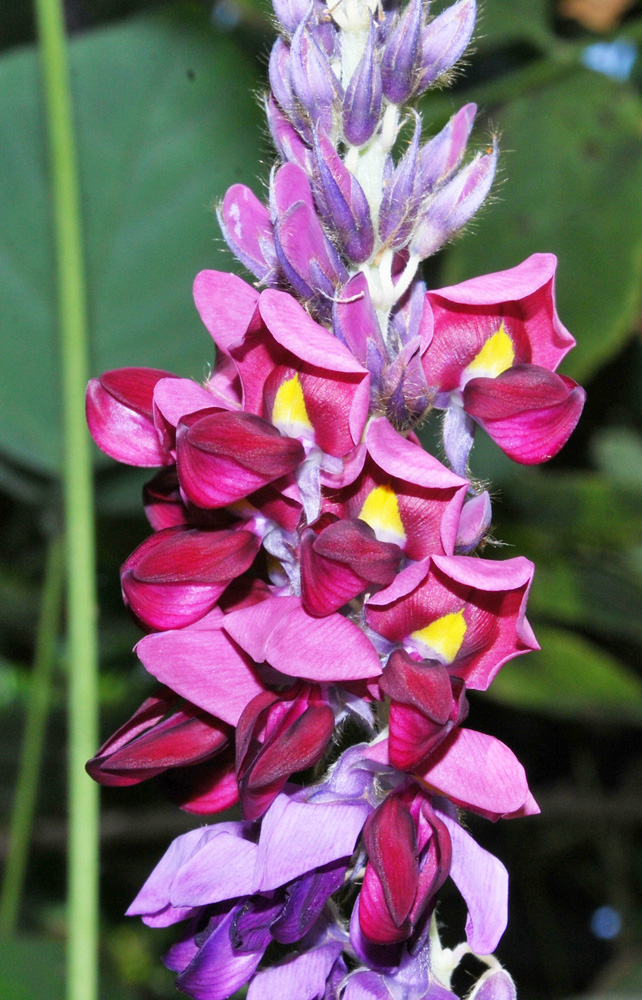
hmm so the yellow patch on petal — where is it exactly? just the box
[412,610,467,664]
[272,374,313,434]
[464,322,515,380]
[358,485,406,546]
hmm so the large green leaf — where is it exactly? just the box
[442,69,642,382]
[0,935,136,999]
[489,625,642,722]
[0,5,264,475]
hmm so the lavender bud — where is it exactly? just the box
[269,38,314,143]
[343,20,382,147]
[269,38,297,118]
[332,272,387,371]
[381,0,423,104]
[442,404,475,477]
[417,0,476,94]
[382,338,431,426]
[410,140,497,258]
[272,164,348,313]
[290,19,341,134]
[418,103,476,193]
[389,275,426,345]
[265,95,313,173]
[313,130,374,263]
[455,490,492,553]
[272,0,311,33]
[379,114,423,250]
[217,185,277,283]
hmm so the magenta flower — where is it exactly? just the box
[322,418,468,560]
[120,524,261,630]
[85,0,586,993]
[420,254,586,469]
[365,554,538,691]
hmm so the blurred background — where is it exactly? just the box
[1,0,642,996]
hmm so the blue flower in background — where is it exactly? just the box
[582,39,637,81]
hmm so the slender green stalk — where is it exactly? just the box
[34,3,100,999]
[0,535,64,937]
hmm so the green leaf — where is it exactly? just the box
[0,4,264,476]
[0,937,65,1000]
[442,69,642,382]
[592,427,642,493]
[530,558,642,646]
[489,625,642,722]
[503,468,642,550]
[475,0,550,48]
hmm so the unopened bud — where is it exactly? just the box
[381,0,423,104]
[313,129,374,262]
[290,19,341,134]
[379,114,423,250]
[417,0,477,94]
[419,103,477,193]
[343,19,382,147]
[410,140,497,258]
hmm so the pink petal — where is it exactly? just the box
[136,623,265,725]
[464,366,585,465]
[193,270,260,355]
[420,728,530,819]
[224,597,383,681]
[86,369,173,467]
[259,290,369,375]
[255,793,371,890]
[431,254,574,368]
[153,378,221,431]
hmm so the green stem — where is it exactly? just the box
[0,536,64,937]
[34,3,100,1000]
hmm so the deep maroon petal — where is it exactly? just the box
[86,368,174,467]
[361,796,418,939]
[177,410,305,507]
[463,364,585,464]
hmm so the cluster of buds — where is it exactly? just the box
[86,0,585,997]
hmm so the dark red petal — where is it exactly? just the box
[380,650,453,723]
[177,410,304,507]
[363,795,418,928]
[160,754,240,815]
[464,364,585,464]
[88,704,229,786]
[126,527,260,585]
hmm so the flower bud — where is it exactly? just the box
[272,0,313,33]
[469,969,517,1000]
[381,0,423,104]
[410,141,497,259]
[417,0,476,94]
[418,103,477,193]
[456,489,492,553]
[379,115,423,250]
[342,20,382,147]
[217,184,277,283]
[265,94,313,173]
[290,19,341,134]
[271,164,349,311]
[313,129,374,262]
